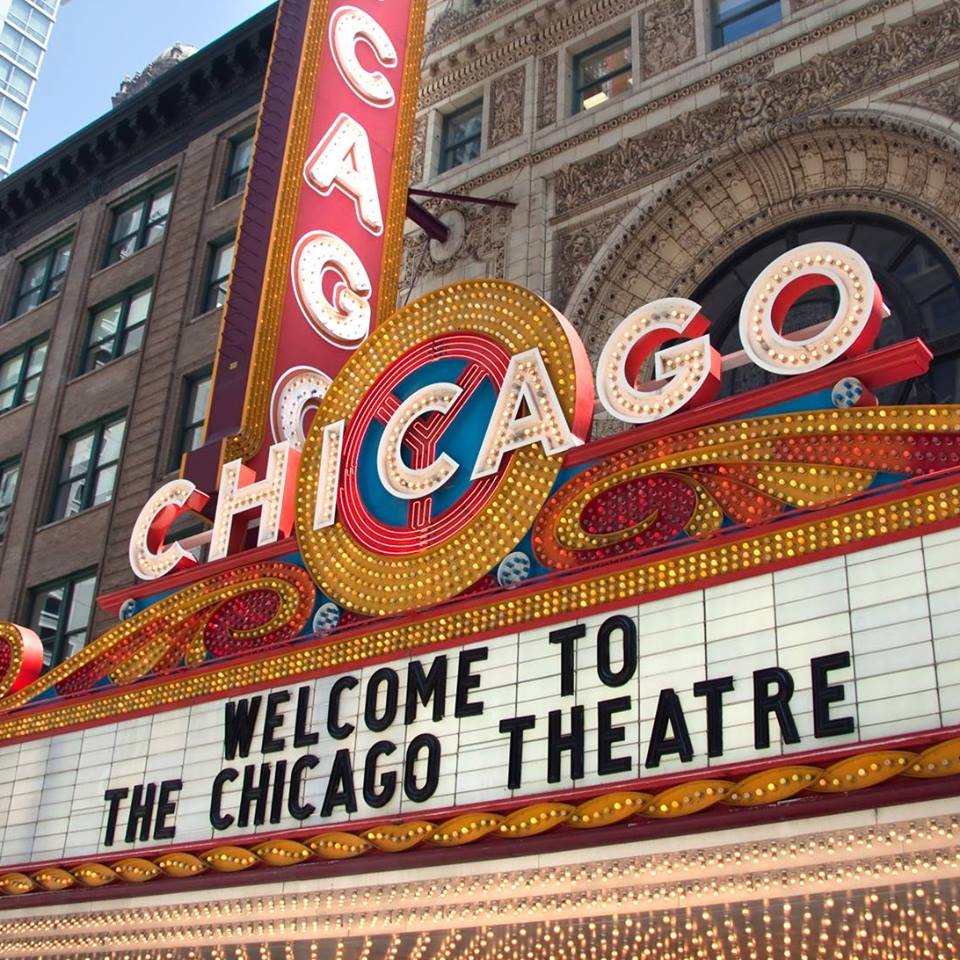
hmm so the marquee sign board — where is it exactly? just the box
[1,0,960,902]
[4,530,960,867]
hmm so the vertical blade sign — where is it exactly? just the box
[186,0,427,484]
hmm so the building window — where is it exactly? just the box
[0,132,13,168]
[80,285,152,373]
[712,0,782,48]
[174,369,211,466]
[0,458,19,543]
[0,60,33,105]
[0,96,24,136]
[0,338,47,413]
[29,570,97,670]
[11,236,71,318]
[573,31,632,113]
[202,239,235,312]
[8,0,53,44]
[104,180,174,266]
[0,24,42,72]
[223,130,254,199]
[693,214,960,399]
[50,413,126,521]
[439,100,482,173]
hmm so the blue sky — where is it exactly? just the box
[14,0,276,170]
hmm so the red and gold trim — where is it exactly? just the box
[3,469,960,742]
[535,405,960,568]
[2,736,958,898]
[296,278,593,617]
[0,563,314,715]
[220,0,428,468]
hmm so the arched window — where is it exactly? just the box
[693,214,960,402]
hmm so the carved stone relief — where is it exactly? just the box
[553,3,960,219]
[552,207,628,311]
[563,117,960,371]
[489,66,525,148]
[537,53,558,130]
[641,0,696,80]
[419,0,638,109]
[409,114,428,185]
[895,71,960,119]
[399,192,514,297]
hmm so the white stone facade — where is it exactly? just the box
[402,0,960,367]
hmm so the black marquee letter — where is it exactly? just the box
[153,779,182,841]
[455,648,487,717]
[363,740,398,808]
[210,768,238,830]
[103,787,129,847]
[404,733,441,803]
[321,750,358,817]
[811,652,855,738]
[124,783,157,844]
[499,715,536,789]
[597,696,632,776]
[693,676,735,758]
[294,685,320,748]
[327,675,358,740]
[753,667,800,749]
[237,763,271,828]
[597,616,637,687]
[548,706,585,782]
[405,657,447,724]
[223,696,261,761]
[364,668,399,732]
[645,689,694,768]
[288,754,318,821]
[549,625,585,696]
[261,691,290,754]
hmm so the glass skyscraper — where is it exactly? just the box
[0,0,65,175]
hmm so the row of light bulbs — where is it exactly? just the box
[5,815,960,957]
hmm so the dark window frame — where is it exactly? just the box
[222,129,254,200]
[28,568,97,670]
[50,412,126,522]
[691,212,960,402]
[0,456,20,544]
[0,335,47,413]
[712,0,782,49]
[10,235,72,319]
[439,99,483,174]
[202,237,235,313]
[103,179,174,267]
[572,30,633,114]
[173,367,212,469]
[79,282,153,374]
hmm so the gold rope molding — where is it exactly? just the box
[2,738,959,897]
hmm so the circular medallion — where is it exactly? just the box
[312,601,341,637]
[832,376,864,409]
[296,279,592,616]
[497,551,531,588]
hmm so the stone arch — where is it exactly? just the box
[565,111,960,365]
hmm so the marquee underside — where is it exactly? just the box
[5,798,959,959]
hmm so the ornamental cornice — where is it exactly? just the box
[563,110,960,346]
[553,1,960,220]
[418,0,639,109]
[419,0,901,111]
[416,0,907,190]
